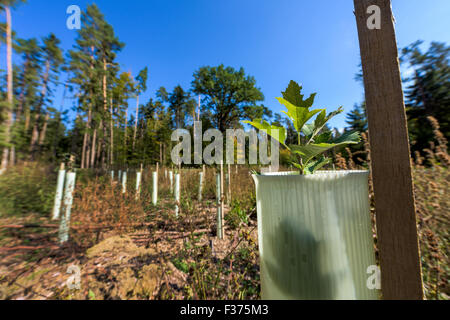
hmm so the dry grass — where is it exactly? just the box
[0,116,448,300]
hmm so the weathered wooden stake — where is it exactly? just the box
[198,171,204,202]
[52,163,66,220]
[354,0,423,299]
[227,163,231,205]
[174,173,180,217]
[216,172,223,239]
[220,163,225,235]
[58,171,76,243]
[152,171,158,205]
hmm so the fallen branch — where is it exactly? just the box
[0,245,59,252]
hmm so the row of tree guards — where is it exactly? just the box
[52,162,235,243]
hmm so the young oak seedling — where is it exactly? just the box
[243,80,360,174]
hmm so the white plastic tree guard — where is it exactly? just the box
[122,171,127,194]
[174,173,180,217]
[135,171,142,200]
[252,171,378,300]
[58,172,77,243]
[169,171,174,193]
[52,167,66,220]
[198,172,204,202]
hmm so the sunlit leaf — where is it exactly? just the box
[242,119,287,147]
[289,132,359,165]
[278,97,324,134]
[281,80,316,108]
[304,156,332,175]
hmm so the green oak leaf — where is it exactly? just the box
[304,156,332,175]
[289,131,360,164]
[242,119,287,147]
[278,97,324,134]
[281,80,316,108]
[307,107,344,143]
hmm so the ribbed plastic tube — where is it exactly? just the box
[252,171,378,300]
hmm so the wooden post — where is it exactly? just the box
[354,0,423,299]
[216,172,223,239]
[152,171,158,205]
[227,163,231,205]
[220,163,225,237]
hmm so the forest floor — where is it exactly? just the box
[0,202,260,300]
[0,162,448,300]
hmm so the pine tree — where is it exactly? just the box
[132,67,148,151]
[0,0,26,173]
[402,41,449,152]
[346,102,367,133]
[168,85,195,130]
[29,33,63,159]
[67,4,123,168]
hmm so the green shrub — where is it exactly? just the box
[0,164,56,217]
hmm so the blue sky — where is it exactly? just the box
[2,0,450,131]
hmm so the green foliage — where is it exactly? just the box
[402,41,450,152]
[192,64,267,131]
[0,165,55,216]
[244,81,360,174]
[135,67,148,94]
[225,199,249,229]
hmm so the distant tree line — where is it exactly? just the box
[347,41,449,163]
[0,2,448,170]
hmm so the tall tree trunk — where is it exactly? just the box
[110,97,114,167]
[15,60,30,123]
[54,85,67,162]
[38,113,49,147]
[24,110,30,132]
[82,108,92,169]
[101,58,108,169]
[90,128,97,168]
[1,7,13,173]
[30,60,50,159]
[123,110,128,166]
[9,146,15,165]
[133,95,139,150]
